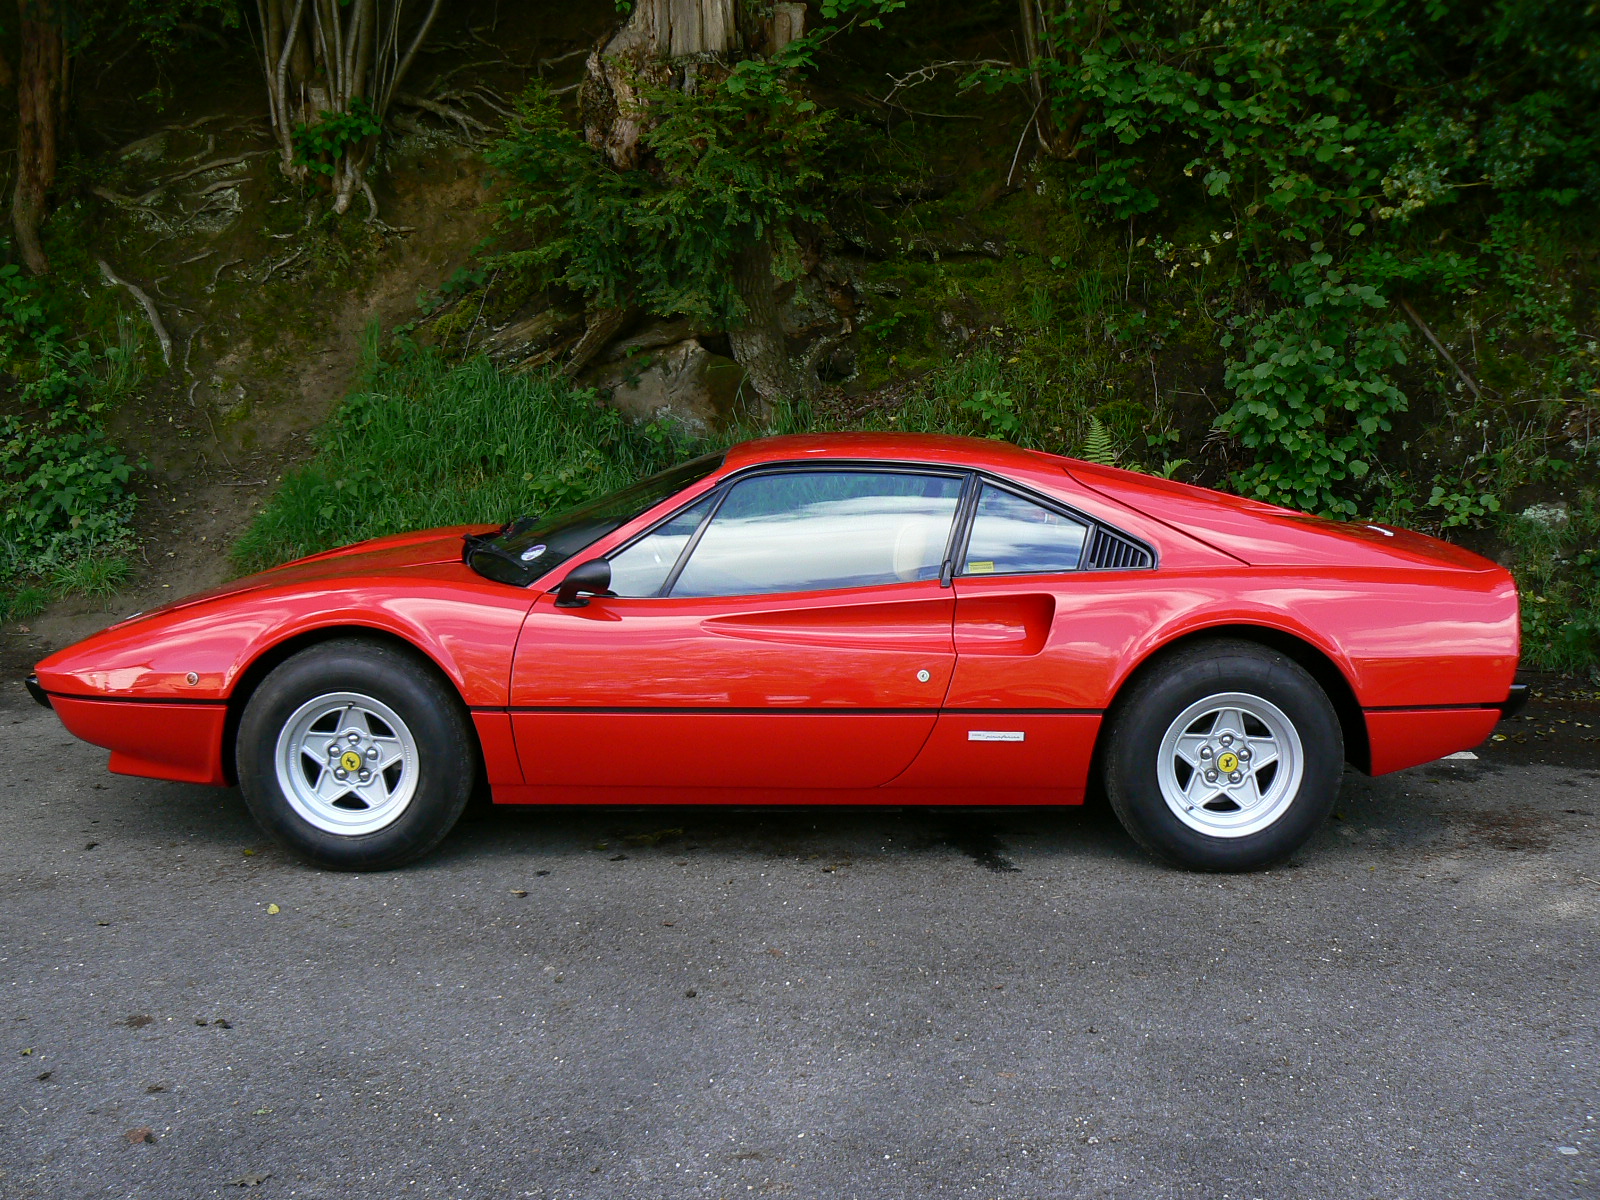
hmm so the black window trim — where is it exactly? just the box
[593,458,1156,600]
[953,473,1158,579]
[601,460,969,599]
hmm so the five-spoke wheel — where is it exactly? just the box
[275,691,419,837]
[1104,640,1342,871]
[1156,692,1304,839]
[238,639,475,870]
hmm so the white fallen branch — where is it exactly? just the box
[97,259,171,367]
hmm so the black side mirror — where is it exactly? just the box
[554,558,613,608]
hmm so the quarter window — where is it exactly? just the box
[962,484,1088,576]
[608,494,715,597]
[669,470,963,598]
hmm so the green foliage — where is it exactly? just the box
[293,97,382,178]
[958,388,1024,439]
[1503,496,1600,672]
[1004,0,1600,516]
[0,264,139,612]
[1,398,135,565]
[1217,256,1408,515]
[489,66,839,324]
[1426,485,1502,529]
[234,343,704,573]
[1028,0,1599,242]
[0,265,49,357]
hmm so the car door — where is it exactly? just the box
[509,467,966,790]
[892,480,1151,795]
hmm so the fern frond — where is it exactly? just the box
[1081,415,1117,466]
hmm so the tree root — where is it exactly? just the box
[97,259,171,367]
[393,92,495,136]
[196,176,250,196]
[89,185,159,210]
[144,150,273,194]
[260,248,307,282]
[113,114,225,158]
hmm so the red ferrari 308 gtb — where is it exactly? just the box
[28,433,1524,872]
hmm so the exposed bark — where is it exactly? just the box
[563,306,635,378]
[764,3,806,55]
[727,242,808,410]
[630,0,737,58]
[578,0,822,409]
[13,0,63,276]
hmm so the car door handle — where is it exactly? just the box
[953,594,1055,656]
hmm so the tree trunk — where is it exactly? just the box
[255,0,441,205]
[728,242,808,410]
[13,0,63,276]
[580,0,818,409]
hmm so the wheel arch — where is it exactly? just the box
[1099,624,1370,774]
[220,625,475,786]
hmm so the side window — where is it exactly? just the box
[962,484,1088,576]
[608,494,715,597]
[669,471,963,598]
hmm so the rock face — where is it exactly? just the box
[589,338,748,436]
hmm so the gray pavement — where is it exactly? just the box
[1,688,1596,1199]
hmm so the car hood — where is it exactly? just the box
[1065,463,1501,571]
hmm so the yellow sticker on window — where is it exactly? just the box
[966,561,995,574]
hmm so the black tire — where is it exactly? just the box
[236,638,476,870]
[1102,639,1343,871]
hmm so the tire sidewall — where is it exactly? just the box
[237,640,474,870]
[1105,644,1343,871]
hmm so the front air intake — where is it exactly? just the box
[1084,526,1153,570]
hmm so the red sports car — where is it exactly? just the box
[27,433,1523,871]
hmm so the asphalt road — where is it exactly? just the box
[1,683,1596,1200]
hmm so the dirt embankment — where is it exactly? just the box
[3,5,601,673]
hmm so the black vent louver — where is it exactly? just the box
[1084,526,1153,570]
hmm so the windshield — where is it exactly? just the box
[464,452,725,586]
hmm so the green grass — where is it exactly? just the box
[0,553,133,624]
[232,341,706,574]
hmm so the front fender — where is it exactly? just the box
[35,565,535,709]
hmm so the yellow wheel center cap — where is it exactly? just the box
[1216,751,1239,773]
[340,750,364,772]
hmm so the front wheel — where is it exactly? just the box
[236,639,475,870]
[1103,640,1343,871]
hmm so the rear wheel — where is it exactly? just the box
[1103,640,1343,871]
[237,639,474,870]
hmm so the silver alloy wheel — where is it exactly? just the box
[1155,690,1304,838]
[273,691,419,836]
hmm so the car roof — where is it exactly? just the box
[722,431,1054,474]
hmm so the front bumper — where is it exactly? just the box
[46,693,230,785]
[24,674,50,709]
